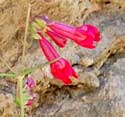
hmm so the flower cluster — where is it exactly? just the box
[16,75,36,107]
[25,75,36,106]
[30,16,101,85]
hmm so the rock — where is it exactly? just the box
[78,72,100,89]
[33,56,125,117]
[80,57,94,67]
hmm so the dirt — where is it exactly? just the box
[0,0,125,117]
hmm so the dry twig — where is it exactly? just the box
[22,3,31,61]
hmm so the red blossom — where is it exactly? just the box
[47,22,76,40]
[30,16,101,85]
[77,24,100,42]
[46,21,100,49]
[46,29,67,47]
[25,93,36,107]
[50,58,78,84]
[26,99,33,106]
[39,34,78,84]
[38,33,60,61]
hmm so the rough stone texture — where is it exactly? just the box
[32,56,125,117]
[0,0,125,117]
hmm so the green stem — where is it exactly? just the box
[18,76,25,117]
[20,56,61,76]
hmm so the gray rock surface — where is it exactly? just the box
[33,56,125,117]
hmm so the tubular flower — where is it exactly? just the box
[74,24,100,48]
[38,33,60,61]
[47,22,76,41]
[39,34,78,84]
[50,58,78,84]
[47,22,100,48]
[46,29,67,47]
[77,24,100,42]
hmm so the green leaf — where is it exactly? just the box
[22,92,30,105]
[0,73,16,78]
[20,68,35,76]
[15,98,21,107]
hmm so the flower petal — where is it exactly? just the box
[39,35,60,61]
[46,30,67,47]
[50,58,78,85]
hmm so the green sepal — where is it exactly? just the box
[32,22,40,30]
[29,23,37,33]
[35,18,46,28]
[31,33,41,40]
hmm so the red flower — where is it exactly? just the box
[46,21,100,49]
[50,58,78,84]
[26,99,33,106]
[25,93,36,107]
[77,24,100,42]
[47,22,76,40]
[39,34,78,84]
[38,33,59,61]
[46,29,67,47]
[74,24,100,48]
